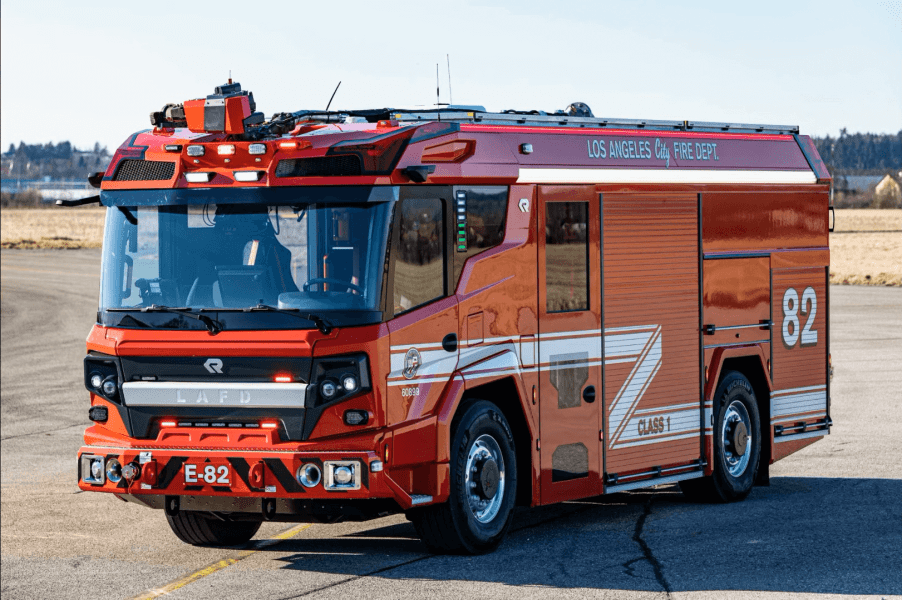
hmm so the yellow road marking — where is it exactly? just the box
[130,523,312,600]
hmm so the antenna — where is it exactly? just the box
[325,81,341,111]
[436,63,440,107]
[447,54,452,105]
[228,70,232,85]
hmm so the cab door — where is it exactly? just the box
[537,186,602,503]
[386,187,459,427]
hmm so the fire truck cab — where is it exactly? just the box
[75,83,832,553]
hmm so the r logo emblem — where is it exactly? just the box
[403,348,421,380]
[204,358,223,374]
[518,198,530,213]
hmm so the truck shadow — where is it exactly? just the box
[262,476,901,596]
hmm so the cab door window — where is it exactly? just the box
[545,201,589,312]
[393,197,445,314]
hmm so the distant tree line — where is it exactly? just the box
[812,130,901,176]
[1,141,110,181]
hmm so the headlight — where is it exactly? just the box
[101,378,118,398]
[341,375,359,393]
[320,380,338,400]
[106,458,122,483]
[308,354,370,408]
[84,354,121,403]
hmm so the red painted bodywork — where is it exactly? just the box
[78,106,831,514]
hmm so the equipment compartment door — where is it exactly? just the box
[602,193,702,484]
[537,186,602,503]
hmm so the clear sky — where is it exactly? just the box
[1,0,900,153]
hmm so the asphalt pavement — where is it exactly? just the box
[1,249,900,599]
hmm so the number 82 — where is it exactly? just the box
[782,286,818,348]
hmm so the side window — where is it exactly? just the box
[545,202,588,312]
[394,197,445,314]
[452,186,508,284]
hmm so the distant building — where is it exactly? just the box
[875,174,901,208]
[833,175,883,195]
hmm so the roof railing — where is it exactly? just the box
[387,109,799,135]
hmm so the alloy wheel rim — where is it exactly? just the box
[721,400,752,477]
[464,434,506,523]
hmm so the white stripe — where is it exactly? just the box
[612,431,701,449]
[608,327,663,444]
[605,357,637,365]
[539,336,601,363]
[772,391,827,418]
[121,381,307,408]
[605,331,658,358]
[771,384,827,397]
[517,168,816,185]
[389,342,445,352]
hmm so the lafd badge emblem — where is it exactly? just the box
[403,348,421,379]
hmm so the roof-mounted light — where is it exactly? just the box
[187,145,205,157]
[184,172,214,183]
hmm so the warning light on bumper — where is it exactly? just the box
[184,172,214,183]
[234,171,264,182]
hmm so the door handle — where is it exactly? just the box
[442,333,458,352]
[582,385,596,404]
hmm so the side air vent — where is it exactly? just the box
[275,155,362,178]
[113,160,176,181]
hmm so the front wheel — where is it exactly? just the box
[680,370,761,503]
[166,511,262,546]
[409,400,517,554]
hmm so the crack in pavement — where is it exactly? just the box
[623,496,672,597]
[278,504,594,599]
[0,422,84,442]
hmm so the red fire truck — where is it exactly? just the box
[72,82,832,554]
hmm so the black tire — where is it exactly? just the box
[409,400,517,554]
[166,512,262,546]
[680,370,761,503]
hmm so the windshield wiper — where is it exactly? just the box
[243,304,333,335]
[108,305,223,335]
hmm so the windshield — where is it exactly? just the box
[100,201,392,330]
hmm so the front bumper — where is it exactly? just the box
[77,445,430,514]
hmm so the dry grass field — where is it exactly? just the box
[829,209,901,286]
[1,208,899,286]
[1,207,106,249]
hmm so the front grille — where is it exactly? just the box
[113,160,176,181]
[275,155,362,178]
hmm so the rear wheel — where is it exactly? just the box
[409,400,517,554]
[166,512,262,546]
[680,370,761,503]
